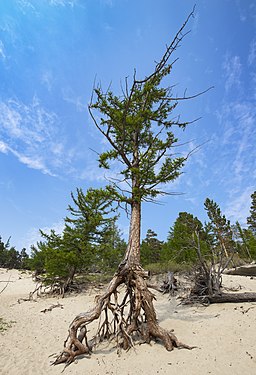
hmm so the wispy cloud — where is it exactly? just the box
[0,40,6,60]
[248,38,256,66]
[41,71,54,92]
[0,96,73,176]
[17,0,38,15]
[23,220,65,252]
[62,87,86,112]
[222,54,242,93]
[216,100,256,190]
[101,0,114,7]
[0,140,8,153]
[48,0,78,7]
[224,186,254,225]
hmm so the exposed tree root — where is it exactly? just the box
[29,277,83,299]
[159,272,178,296]
[54,267,193,366]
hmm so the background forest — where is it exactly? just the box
[1,190,255,292]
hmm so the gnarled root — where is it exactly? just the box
[54,268,193,366]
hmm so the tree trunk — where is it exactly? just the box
[62,266,76,296]
[208,292,256,304]
[122,200,141,269]
[54,197,193,366]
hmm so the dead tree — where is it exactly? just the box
[188,230,256,304]
[159,272,178,296]
[54,9,203,366]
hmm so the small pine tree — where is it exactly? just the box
[247,191,256,235]
[163,212,208,263]
[141,229,163,266]
[96,222,126,272]
[204,198,234,258]
[30,187,118,293]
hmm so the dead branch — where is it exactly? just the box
[0,275,11,294]
[159,272,178,296]
[41,303,64,313]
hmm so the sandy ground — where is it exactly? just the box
[1,268,256,375]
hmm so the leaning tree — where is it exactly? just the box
[54,9,205,366]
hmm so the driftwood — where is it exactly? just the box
[0,275,11,294]
[224,264,256,277]
[183,229,256,306]
[208,292,256,304]
[40,302,64,313]
[159,272,178,295]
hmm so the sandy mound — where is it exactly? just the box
[0,268,256,375]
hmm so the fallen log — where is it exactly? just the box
[208,292,256,304]
[224,264,256,277]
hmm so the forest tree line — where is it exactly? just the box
[1,190,255,284]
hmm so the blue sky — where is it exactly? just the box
[0,0,255,251]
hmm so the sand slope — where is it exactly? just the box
[1,268,256,375]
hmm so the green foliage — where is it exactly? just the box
[204,198,234,257]
[161,212,209,264]
[0,236,29,270]
[144,260,191,275]
[243,229,256,260]
[0,317,16,333]
[89,48,192,206]
[232,221,253,261]
[141,229,163,266]
[96,222,126,272]
[29,243,47,274]
[247,191,256,236]
[29,187,126,289]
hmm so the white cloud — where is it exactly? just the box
[15,150,55,176]
[248,39,256,66]
[0,40,6,60]
[41,71,53,92]
[49,0,78,7]
[62,87,86,112]
[101,0,114,7]
[216,99,256,190]
[0,96,73,176]
[222,54,242,93]
[80,160,122,183]
[17,0,38,15]
[224,186,254,225]
[23,220,65,253]
[40,221,65,237]
[0,140,8,153]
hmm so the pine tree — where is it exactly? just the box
[247,191,256,235]
[163,212,208,263]
[141,229,163,266]
[30,187,117,294]
[233,221,252,260]
[96,221,126,272]
[55,9,200,364]
[204,198,234,258]
[0,237,21,269]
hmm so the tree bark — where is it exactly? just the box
[53,196,194,366]
[208,292,256,304]
[122,200,141,269]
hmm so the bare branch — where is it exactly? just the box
[164,86,214,101]
[135,5,196,85]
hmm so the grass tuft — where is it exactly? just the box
[0,317,16,333]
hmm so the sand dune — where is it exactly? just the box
[1,268,256,375]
